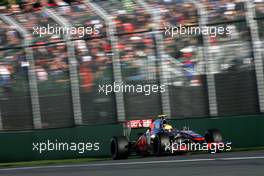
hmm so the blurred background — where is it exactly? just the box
[0,0,263,131]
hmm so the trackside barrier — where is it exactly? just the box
[0,115,263,162]
[86,0,126,123]
[0,109,2,130]
[0,123,123,162]
[244,0,264,113]
[193,0,218,116]
[136,0,171,118]
[44,8,83,125]
[0,14,42,129]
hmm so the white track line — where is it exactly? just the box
[1,156,264,172]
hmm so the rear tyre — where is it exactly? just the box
[153,133,170,156]
[110,136,129,160]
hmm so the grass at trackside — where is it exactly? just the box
[0,147,264,168]
[187,146,264,155]
[231,146,264,152]
[0,157,111,168]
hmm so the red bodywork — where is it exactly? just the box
[135,135,149,153]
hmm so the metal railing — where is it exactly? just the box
[0,0,263,131]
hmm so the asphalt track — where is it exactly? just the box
[0,151,264,176]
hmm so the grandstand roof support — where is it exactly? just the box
[0,109,2,130]
[86,1,126,123]
[193,0,218,116]
[245,0,264,113]
[44,8,83,125]
[136,0,172,118]
[0,14,42,129]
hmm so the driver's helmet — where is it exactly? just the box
[163,124,173,132]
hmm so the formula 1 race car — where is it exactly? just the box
[110,117,230,160]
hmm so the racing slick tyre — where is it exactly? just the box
[205,129,223,153]
[153,133,170,156]
[110,136,129,160]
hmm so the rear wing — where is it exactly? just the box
[126,119,153,129]
[124,119,153,140]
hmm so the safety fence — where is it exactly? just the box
[0,0,263,131]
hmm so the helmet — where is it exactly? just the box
[163,124,173,131]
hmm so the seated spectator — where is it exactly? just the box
[255,1,264,17]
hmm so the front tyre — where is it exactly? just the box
[110,136,129,160]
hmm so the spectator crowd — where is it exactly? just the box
[0,0,263,96]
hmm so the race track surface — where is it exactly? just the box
[1,151,264,176]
